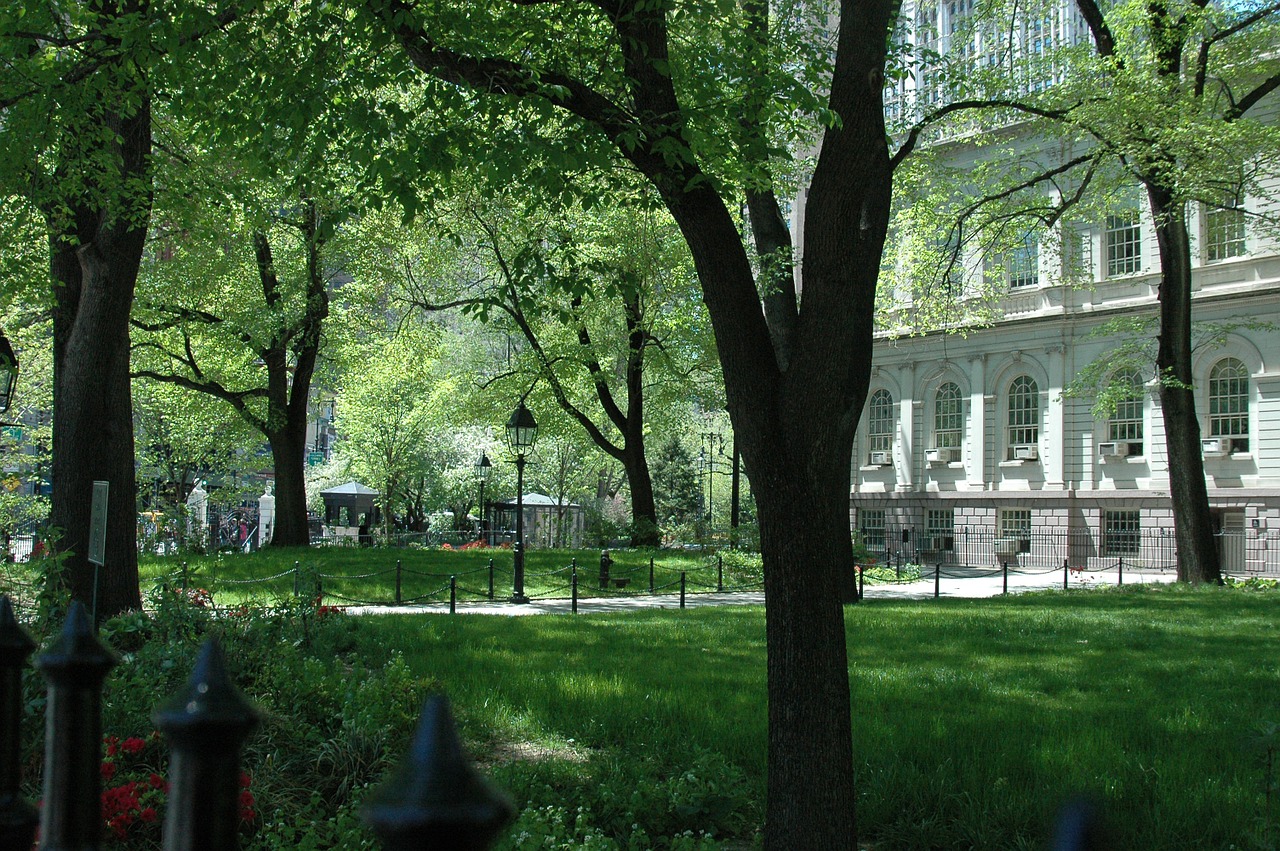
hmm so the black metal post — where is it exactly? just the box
[1118,557,1124,586]
[395,559,403,605]
[362,695,515,849]
[680,572,686,609]
[477,478,486,542]
[571,564,578,615]
[450,576,457,614]
[934,563,941,599]
[717,555,724,592]
[154,639,260,850]
[1063,558,1069,590]
[181,561,189,590]
[36,602,117,849]
[511,454,529,604]
[1002,560,1009,595]
[293,560,301,596]
[858,565,865,601]
[0,598,37,850]
[649,557,655,594]
[488,558,495,600]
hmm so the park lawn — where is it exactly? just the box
[355,584,1279,850]
[136,546,758,606]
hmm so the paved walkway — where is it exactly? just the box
[344,565,1177,617]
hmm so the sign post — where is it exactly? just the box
[89,481,108,624]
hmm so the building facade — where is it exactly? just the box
[850,183,1280,574]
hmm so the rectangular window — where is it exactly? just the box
[1103,510,1141,557]
[926,509,955,551]
[859,509,886,553]
[1204,206,1246,262]
[1105,213,1142,277]
[1008,234,1039,288]
[999,508,1032,553]
[1062,223,1094,284]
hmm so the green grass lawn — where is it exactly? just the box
[134,546,760,606]
[355,585,1279,849]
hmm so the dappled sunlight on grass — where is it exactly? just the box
[346,585,1279,848]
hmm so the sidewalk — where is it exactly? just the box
[343,565,1177,617]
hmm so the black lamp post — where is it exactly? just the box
[0,334,19,415]
[505,401,538,603]
[475,452,492,544]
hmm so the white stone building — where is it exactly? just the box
[842,1,1280,575]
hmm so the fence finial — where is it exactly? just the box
[36,600,118,849]
[154,638,261,850]
[0,596,37,849]
[363,694,515,850]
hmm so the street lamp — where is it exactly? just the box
[474,452,493,544]
[505,400,538,603]
[0,333,19,414]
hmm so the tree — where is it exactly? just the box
[133,197,333,547]
[0,0,159,615]
[651,438,700,532]
[385,188,711,547]
[364,1,896,845]
[332,322,442,536]
[1066,0,1279,584]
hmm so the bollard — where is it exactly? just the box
[1063,558,1069,591]
[395,559,403,605]
[293,560,301,596]
[450,576,457,615]
[0,598,37,850]
[488,557,495,601]
[858,564,865,601]
[1118,557,1124,586]
[571,564,578,615]
[649,557,655,594]
[680,572,686,609]
[154,639,260,849]
[934,563,941,599]
[717,555,724,592]
[36,602,117,849]
[1002,560,1009,595]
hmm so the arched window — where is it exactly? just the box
[1208,358,1249,451]
[1007,375,1039,456]
[868,389,894,457]
[1107,369,1144,455]
[934,382,963,449]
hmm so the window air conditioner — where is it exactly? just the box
[1012,444,1039,461]
[926,447,955,464]
[1098,442,1129,459]
[1201,437,1232,457]
[868,451,892,466]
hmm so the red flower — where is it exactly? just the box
[100,762,117,781]
[239,771,252,788]
[149,773,165,790]
[139,807,158,823]
[121,737,146,755]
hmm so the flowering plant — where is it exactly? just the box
[97,732,256,846]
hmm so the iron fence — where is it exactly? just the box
[867,527,1279,575]
[0,596,514,850]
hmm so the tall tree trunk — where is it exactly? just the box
[46,77,150,620]
[265,426,310,547]
[624,448,659,547]
[1147,185,1221,584]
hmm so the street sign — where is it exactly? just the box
[307,451,324,466]
[88,481,108,566]
[1,426,21,441]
